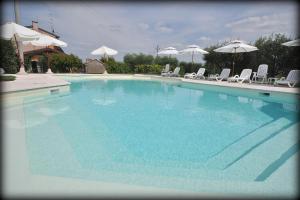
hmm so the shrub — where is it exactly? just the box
[154,56,178,67]
[0,75,16,81]
[0,39,19,74]
[24,55,32,72]
[134,64,163,74]
[105,59,131,73]
[39,54,48,73]
[179,62,203,75]
[49,53,83,73]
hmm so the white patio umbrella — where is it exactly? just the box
[91,45,118,61]
[179,45,209,64]
[1,22,41,74]
[158,47,179,68]
[282,39,300,47]
[23,34,68,73]
[214,40,258,75]
[158,47,179,56]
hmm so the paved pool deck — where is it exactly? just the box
[1,73,299,94]
[1,74,70,93]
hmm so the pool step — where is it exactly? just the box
[205,117,293,170]
[224,122,299,181]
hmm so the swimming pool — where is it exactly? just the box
[19,78,299,195]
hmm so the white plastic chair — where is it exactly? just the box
[163,67,180,77]
[275,70,300,88]
[208,68,231,82]
[161,64,170,75]
[228,69,252,83]
[184,68,205,79]
[252,64,268,83]
[0,68,5,75]
[169,67,180,77]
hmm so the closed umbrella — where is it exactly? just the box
[23,34,68,73]
[214,40,258,75]
[91,45,118,61]
[282,39,300,47]
[1,22,41,74]
[179,45,208,64]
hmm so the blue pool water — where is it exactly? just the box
[23,79,299,191]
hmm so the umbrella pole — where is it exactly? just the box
[14,34,27,74]
[192,52,194,64]
[232,48,236,75]
[46,46,53,74]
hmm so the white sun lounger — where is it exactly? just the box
[274,70,300,88]
[161,64,170,75]
[162,67,180,77]
[184,68,205,79]
[228,69,252,83]
[207,68,231,81]
[0,68,5,74]
[252,64,268,83]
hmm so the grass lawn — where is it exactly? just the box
[0,75,16,81]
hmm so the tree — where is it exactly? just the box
[0,39,19,73]
[203,34,298,77]
[203,42,232,74]
[179,61,203,75]
[255,34,293,77]
[154,56,178,67]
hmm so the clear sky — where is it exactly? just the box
[2,0,298,63]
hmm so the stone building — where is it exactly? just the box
[85,59,106,74]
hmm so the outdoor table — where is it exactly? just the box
[268,77,279,84]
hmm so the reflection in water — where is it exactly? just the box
[5,118,48,129]
[37,106,70,116]
[238,96,249,104]
[282,103,299,112]
[218,94,228,101]
[72,80,178,97]
[92,98,116,106]
[251,99,267,109]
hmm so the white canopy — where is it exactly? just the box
[158,47,179,55]
[91,45,118,56]
[1,22,41,41]
[214,40,258,53]
[23,34,67,47]
[282,39,300,47]
[213,40,258,75]
[180,45,209,55]
[179,44,208,63]
[23,34,67,74]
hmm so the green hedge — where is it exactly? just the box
[105,60,131,73]
[49,53,83,73]
[134,64,162,74]
[0,75,16,81]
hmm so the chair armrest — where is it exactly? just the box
[252,72,257,76]
[279,77,285,81]
[233,75,239,78]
